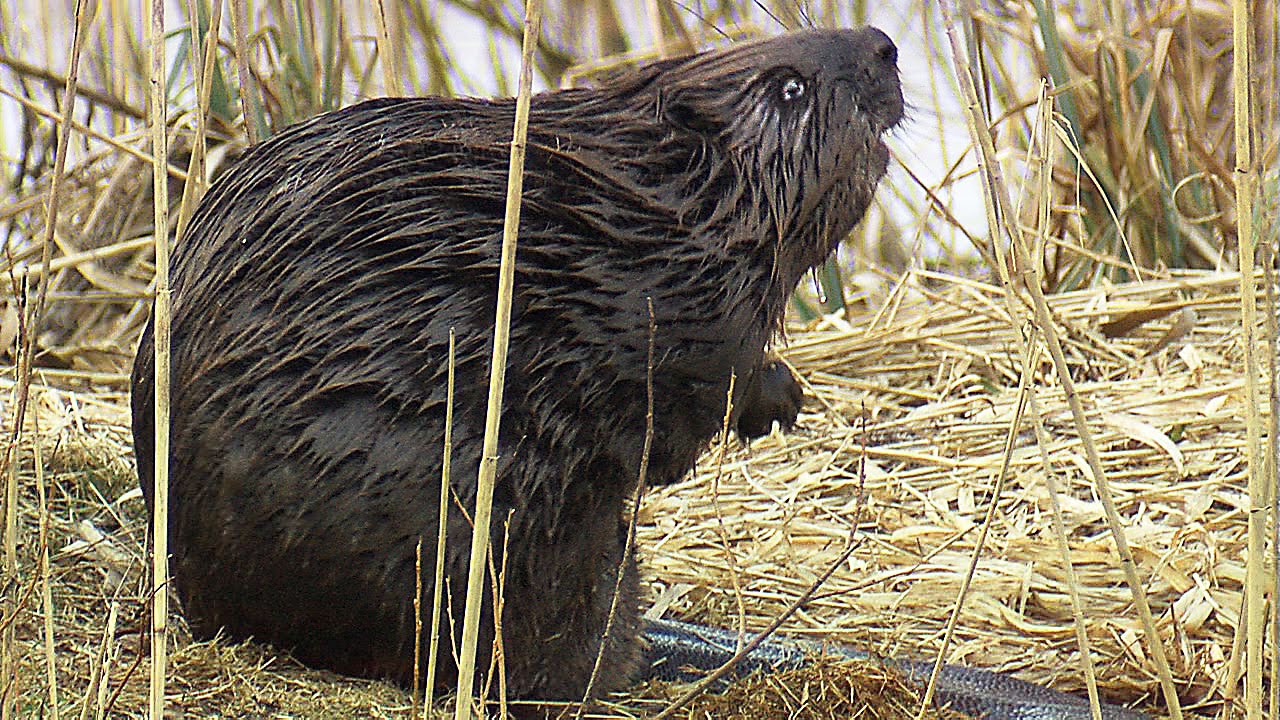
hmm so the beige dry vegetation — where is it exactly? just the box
[2,270,1274,718]
[1,0,1276,718]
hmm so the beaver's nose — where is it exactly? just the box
[870,28,897,66]
[847,27,905,132]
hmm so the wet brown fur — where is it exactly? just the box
[131,27,902,703]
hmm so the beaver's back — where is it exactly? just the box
[131,95,743,696]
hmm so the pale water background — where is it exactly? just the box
[0,0,994,256]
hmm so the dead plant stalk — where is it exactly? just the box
[374,0,403,96]
[1027,86,1103,719]
[34,415,57,720]
[424,330,456,718]
[228,0,261,144]
[452,1,543,718]
[1229,2,1266,719]
[147,0,172,715]
[2,0,96,715]
[173,0,222,243]
[935,0,1183,716]
[575,301,656,719]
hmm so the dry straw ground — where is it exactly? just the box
[2,0,1278,718]
[3,269,1275,718]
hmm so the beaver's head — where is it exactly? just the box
[610,28,904,281]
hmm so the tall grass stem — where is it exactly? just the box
[146,0,172,714]
[452,1,543,718]
[1229,2,1265,718]
[935,1,1184,715]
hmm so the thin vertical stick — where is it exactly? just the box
[916,350,1031,720]
[576,301,656,718]
[228,0,262,144]
[183,0,205,176]
[2,357,15,720]
[1026,87,1102,720]
[2,0,95,711]
[710,375,746,642]
[412,538,423,718]
[109,0,129,135]
[934,1,1182,716]
[425,329,456,718]
[34,411,58,720]
[646,0,667,57]
[175,0,222,242]
[485,519,513,713]
[1265,241,1279,720]
[1026,370,1104,720]
[371,0,399,95]
[452,1,542,717]
[373,0,402,96]
[147,0,172,714]
[1229,1,1264,718]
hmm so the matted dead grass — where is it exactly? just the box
[3,269,1271,718]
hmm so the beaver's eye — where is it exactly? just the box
[780,77,806,102]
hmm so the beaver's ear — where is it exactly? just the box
[660,88,724,133]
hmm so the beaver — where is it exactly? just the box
[130,26,903,704]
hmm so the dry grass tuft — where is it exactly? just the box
[965,0,1278,286]
[653,657,970,720]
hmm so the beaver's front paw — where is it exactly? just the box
[736,359,805,440]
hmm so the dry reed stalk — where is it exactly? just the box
[182,0,206,181]
[916,351,1033,720]
[425,329,456,718]
[576,302,656,719]
[486,519,513,713]
[0,87,189,184]
[2,187,20,720]
[908,92,1073,712]
[228,0,261,144]
[1020,107,1185,720]
[711,375,749,640]
[645,0,668,57]
[146,0,172,716]
[452,1,543,717]
[1265,242,1280,720]
[1026,365,1105,717]
[412,538,423,718]
[1229,2,1265,719]
[2,0,96,714]
[4,407,26,719]
[173,0,222,245]
[33,411,57,720]
[2,368,129,386]
[1,238,153,281]
[374,0,403,96]
[107,0,129,136]
[936,1,1183,716]
[1029,86,1102,719]
[0,52,145,119]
